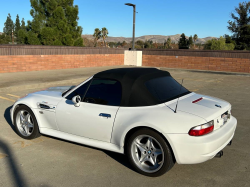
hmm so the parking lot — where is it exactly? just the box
[0,66,250,187]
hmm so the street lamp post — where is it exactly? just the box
[125,3,136,50]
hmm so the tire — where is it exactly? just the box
[126,128,175,177]
[14,105,40,140]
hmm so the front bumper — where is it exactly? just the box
[165,116,237,164]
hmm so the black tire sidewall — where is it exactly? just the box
[126,128,174,177]
[14,105,40,140]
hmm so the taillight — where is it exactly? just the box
[189,120,214,136]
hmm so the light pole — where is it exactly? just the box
[125,3,136,50]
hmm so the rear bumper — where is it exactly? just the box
[165,116,237,164]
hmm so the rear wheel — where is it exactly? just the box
[126,128,175,177]
[14,105,40,139]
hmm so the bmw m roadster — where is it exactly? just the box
[10,68,237,177]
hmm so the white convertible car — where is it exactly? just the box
[10,68,237,177]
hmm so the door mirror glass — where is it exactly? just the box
[72,95,81,107]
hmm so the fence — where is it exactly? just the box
[0,45,125,55]
[141,49,250,59]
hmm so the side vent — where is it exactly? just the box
[39,104,51,109]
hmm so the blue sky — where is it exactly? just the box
[0,0,244,38]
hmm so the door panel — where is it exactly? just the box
[56,99,119,142]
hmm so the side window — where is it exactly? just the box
[83,79,122,106]
[65,79,91,100]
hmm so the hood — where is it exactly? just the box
[27,86,74,108]
[166,93,231,123]
[46,86,75,93]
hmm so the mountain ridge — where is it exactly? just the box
[82,34,217,44]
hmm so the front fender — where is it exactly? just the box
[10,98,37,125]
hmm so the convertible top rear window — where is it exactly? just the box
[145,76,190,103]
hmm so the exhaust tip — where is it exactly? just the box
[215,150,223,158]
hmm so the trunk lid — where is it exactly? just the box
[166,93,231,130]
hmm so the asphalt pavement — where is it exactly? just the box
[0,66,249,187]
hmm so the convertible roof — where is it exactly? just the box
[94,68,171,107]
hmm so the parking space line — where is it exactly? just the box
[0,96,15,102]
[7,94,20,98]
[0,153,8,159]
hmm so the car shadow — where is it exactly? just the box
[4,106,135,174]
[4,106,16,132]
[42,133,135,172]
[103,150,133,170]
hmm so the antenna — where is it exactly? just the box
[174,79,184,113]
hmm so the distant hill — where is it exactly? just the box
[82,34,217,44]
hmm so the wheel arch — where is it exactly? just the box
[12,103,40,130]
[123,126,176,162]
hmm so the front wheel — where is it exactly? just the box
[126,128,175,177]
[14,105,40,139]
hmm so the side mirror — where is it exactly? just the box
[72,95,81,107]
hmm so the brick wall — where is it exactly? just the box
[142,55,250,73]
[0,54,124,73]
[1,46,250,74]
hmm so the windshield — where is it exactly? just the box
[145,76,190,103]
[62,86,76,97]
[62,77,93,97]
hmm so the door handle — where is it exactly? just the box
[99,113,111,118]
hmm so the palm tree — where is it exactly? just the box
[93,28,101,47]
[101,27,109,47]
[193,34,198,48]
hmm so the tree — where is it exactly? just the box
[166,37,171,49]
[18,30,27,44]
[40,27,57,45]
[144,40,151,48]
[14,14,21,43]
[3,13,14,41]
[21,18,26,30]
[204,37,235,50]
[228,1,250,50]
[224,34,236,45]
[27,0,83,46]
[136,40,144,48]
[108,42,116,48]
[27,31,40,45]
[121,41,127,47]
[93,28,101,47]
[101,27,109,47]
[0,33,11,44]
[74,37,84,46]
[188,36,194,48]
[14,15,21,37]
[178,33,189,49]
[193,34,198,48]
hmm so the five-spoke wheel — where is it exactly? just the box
[131,135,164,173]
[14,105,40,139]
[127,128,175,177]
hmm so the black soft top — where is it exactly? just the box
[93,68,171,107]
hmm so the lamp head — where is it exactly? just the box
[125,3,135,7]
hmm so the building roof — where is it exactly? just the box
[94,68,171,107]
